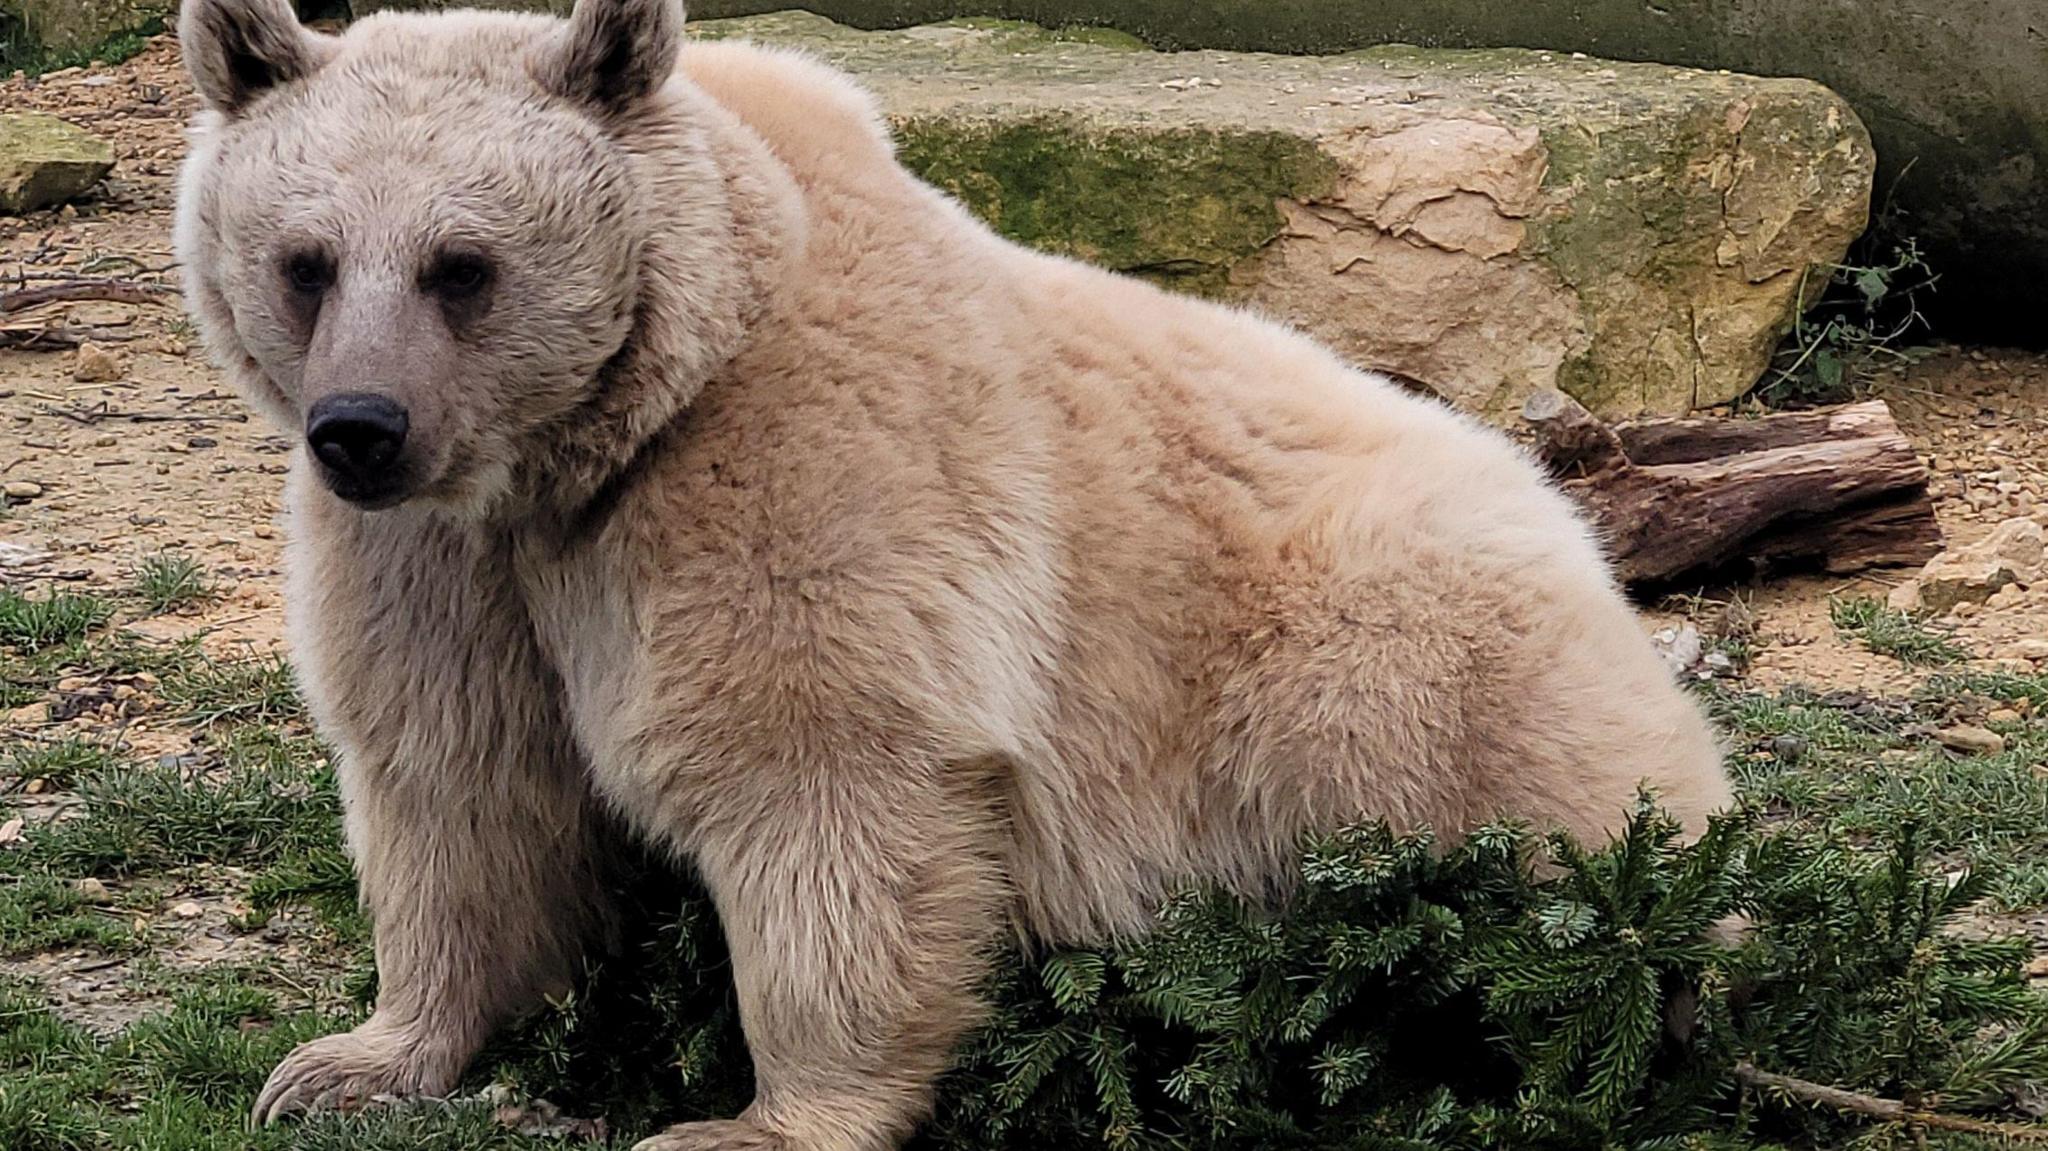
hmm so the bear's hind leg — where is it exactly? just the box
[634,762,1007,1151]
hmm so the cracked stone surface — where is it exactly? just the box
[695,13,1874,420]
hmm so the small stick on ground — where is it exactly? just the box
[3,267,175,285]
[0,280,175,313]
[1735,1061,2048,1143]
[0,326,144,351]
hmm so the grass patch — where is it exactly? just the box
[133,553,213,615]
[0,587,112,653]
[1713,681,2048,908]
[12,803,2048,1150]
[8,742,338,880]
[2,736,116,789]
[156,650,303,728]
[1830,595,1968,665]
[0,874,131,956]
[0,13,165,77]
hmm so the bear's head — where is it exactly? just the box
[174,0,788,518]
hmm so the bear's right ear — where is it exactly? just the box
[179,0,334,116]
[536,0,686,117]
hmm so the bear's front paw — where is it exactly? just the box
[633,1119,790,1151]
[252,1020,458,1125]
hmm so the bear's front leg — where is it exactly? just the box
[255,514,614,1124]
[636,770,1007,1151]
[253,737,610,1124]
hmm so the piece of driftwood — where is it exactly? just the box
[1522,392,1941,586]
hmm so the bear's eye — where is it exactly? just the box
[283,251,333,295]
[424,253,494,299]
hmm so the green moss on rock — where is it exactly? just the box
[896,118,1337,296]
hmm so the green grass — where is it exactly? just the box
[0,587,113,653]
[12,738,338,880]
[1830,595,1969,665]
[0,874,132,956]
[133,553,213,615]
[2,736,116,789]
[1711,676,2048,908]
[157,651,303,728]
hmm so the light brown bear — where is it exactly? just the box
[173,0,1734,1146]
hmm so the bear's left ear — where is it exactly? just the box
[179,0,335,116]
[536,0,686,117]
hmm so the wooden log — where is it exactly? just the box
[1520,393,1941,586]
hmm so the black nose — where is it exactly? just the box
[306,394,409,492]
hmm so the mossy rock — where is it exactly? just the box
[689,14,1872,419]
[0,113,114,215]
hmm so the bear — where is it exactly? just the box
[171,0,1736,1147]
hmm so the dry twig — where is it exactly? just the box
[1735,1062,2048,1143]
[0,279,175,313]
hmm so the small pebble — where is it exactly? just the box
[1937,725,2006,755]
[71,341,124,383]
[3,480,43,501]
[170,901,204,920]
[1770,734,1807,763]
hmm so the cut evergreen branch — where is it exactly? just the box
[1734,1061,2048,1143]
[475,798,2048,1149]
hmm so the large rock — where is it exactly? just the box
[0,114,114,215]
[674,0,2047,352]
[692,15,1871,419]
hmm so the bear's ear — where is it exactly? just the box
[179,0,334,116]
[536,0,686,116]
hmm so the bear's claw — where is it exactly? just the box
[251,1023,453,1126]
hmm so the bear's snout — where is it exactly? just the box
[307,393,412,507]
